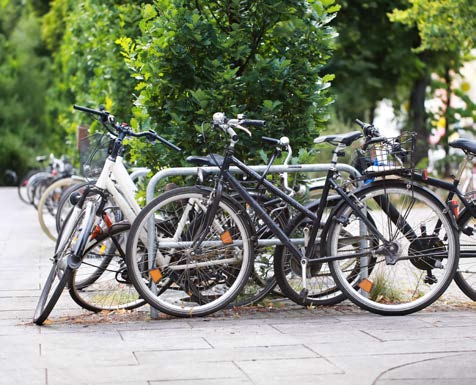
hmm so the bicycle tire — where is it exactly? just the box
[125,186,254,317]
[326,180,459,315]
[18,169,41,204]
[274,196,378,307]
[26,171,51,206]
[455,209,476,300]
[55,181,95,233]
[33,207,87,325]
[37,177,80,241]
[68,222,146,312]
[229,193,288,307]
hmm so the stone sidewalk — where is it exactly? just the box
[0,187,475,385]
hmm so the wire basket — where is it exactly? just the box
[352,132,417,177]
[78,133,114,179]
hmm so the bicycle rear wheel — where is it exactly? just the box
[37,177,80,241]
[455,209,476,300]
[69,222,145,311]
[327,180,459,315]
[125,186,254,317]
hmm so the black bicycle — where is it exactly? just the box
[354,121,476,301]
[125,113,459,316]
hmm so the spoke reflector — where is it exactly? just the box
[220,230,233,245]
[358,278,373,293]
[149,269,163,283]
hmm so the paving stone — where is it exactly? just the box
[0,187,475,385]
[134,344,318,365]
[46,361,245,385]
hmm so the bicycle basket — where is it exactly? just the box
[78,133,114,179]
[353,132,417,177]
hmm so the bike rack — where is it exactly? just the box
[143,163,362,318]
[146,163,361,203]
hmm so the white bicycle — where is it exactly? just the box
[33,105,180,325]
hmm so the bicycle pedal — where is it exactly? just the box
[462,226,474,236]
[299,288,309,301]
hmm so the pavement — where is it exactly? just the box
[0,186,475,385]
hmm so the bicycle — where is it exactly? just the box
[33,104,180,325]
[125,112,458,316]
[353,120,476,301]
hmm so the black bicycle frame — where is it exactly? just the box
[195,146,389,265]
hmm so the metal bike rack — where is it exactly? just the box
[146,163,361,203]
[142,163,361,318]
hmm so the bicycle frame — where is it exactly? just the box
[191,142,388,268]
[56,155,142,265]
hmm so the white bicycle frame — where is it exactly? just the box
[56,156,143,256]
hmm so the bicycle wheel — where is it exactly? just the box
[229,194,288,307]
[26,171,50,206]
[69,222,145,312]
[327,180,459,315]
[125,186,254,317]
[33,208,87,325]
[18,169,40,204]
[37,177,80,241]
[55,181,95,233]
[455,209,476,300]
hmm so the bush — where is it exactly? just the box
[118,0,339,169]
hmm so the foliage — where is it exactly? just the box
[43,0,143,164]
[325,0,421,123]
[389,0,476,54]
[0,1,52,183]
[389,0,476,174]
[118,0,338,169]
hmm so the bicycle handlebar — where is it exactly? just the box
[73,104,181,152]
[212,112,265,141]
[354,118,380,137]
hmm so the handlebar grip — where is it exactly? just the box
[354,118,380,137]
[242,119,265,127]
[148,132,182,152]
[262,136,280,145]
[159,137,182,152]
[73,104,107,116]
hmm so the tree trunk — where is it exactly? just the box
[443,67,452,177]
[409,72,431,168]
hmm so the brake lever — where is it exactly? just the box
[235,124,252,137]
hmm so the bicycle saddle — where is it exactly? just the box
[186,154,224,167]
[313,131,362,146]
[449,138,476,154]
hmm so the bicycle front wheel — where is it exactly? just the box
[327,180,459,315]
[455,209,476,300]
[33,207,87,325]
[125,186,254,317]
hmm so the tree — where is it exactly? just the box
[0,1,52,184]
[118,0,338,168]
[326,0,420,124]
[42,0,144,163]
[390,0,476,172]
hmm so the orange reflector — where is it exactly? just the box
[358,278,373,293]
[450,199,459,218]
[103,213,113,227]
[422,169,428,180]
[90,225,102,240]
[149,269,162,283]
[220,230,233,245]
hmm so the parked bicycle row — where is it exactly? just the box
[20,105,474,325]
